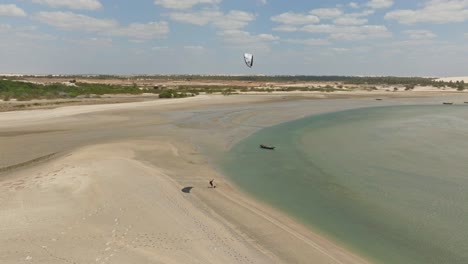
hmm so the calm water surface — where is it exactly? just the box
[220,105,468,264]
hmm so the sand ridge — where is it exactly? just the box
[0,142,277,263]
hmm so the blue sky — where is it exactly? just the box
[0,0,467,76]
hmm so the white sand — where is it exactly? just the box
[1,143,278,263]
[436,76,468,83]
[3,92,466,263]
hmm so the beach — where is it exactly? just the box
[0,92,465,263]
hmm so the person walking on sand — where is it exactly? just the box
[209,179,216,188]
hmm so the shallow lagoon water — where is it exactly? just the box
[220,105,468,263]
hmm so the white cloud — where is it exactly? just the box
[0,23,12,32]
[332,48,350,52]
[403,30,437,39]
[334,16,367,25]
[0,24,36,33]
[349,2,359,9]
[384,39,445,50]
[310,8,342,19]
[168,9,255,30]
[272,25,298,32]
[285,9,378,38]
[258,0,267,4]
[0,23,56,42]
[353,10,375,17]
[333,10,374,25]
[34,11,169,40]
[0,4,27,17]
[258,33,279,41]
[168,10,221,25]
[31,0,102,10]
[366,0,394,9]
[213,10,255,30]
[271,12,319,25]
[152,46,169,50]
[111,22,169,40]
[301,24,335,33]
[385,0,468,24]
[184,45,204,50]
[218,30,266,42]
[154,0,220,9]
[34,11,117,32]
[334,17,368,26]
[217,29,279,50]
[15,32,57,41]
[302,24,391,40]
[285,38,330,46]
[167,8,269,50]
[65,37,113,46]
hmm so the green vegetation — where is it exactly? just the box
[12,101,81,108]
[17,74,438,84]
[344,76,436,85]
[11,74,463,88]
[456,80,466,91]
[0,79,158,101]
[405,84,415,91]
[158,89,194,98]
[175,85,341,93]
[2,75,466,101]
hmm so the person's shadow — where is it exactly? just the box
[181,186,193,193]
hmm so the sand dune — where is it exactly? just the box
[436,76,468,82]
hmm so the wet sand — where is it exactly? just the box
[1,92,465,263]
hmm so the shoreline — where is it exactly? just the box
[1,89,466,113]
[1,93,467,263]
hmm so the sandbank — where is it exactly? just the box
[1,92,466,263]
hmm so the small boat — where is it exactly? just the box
[464,102,468,104]
[260,144,275,150]
[443,102,453,105]
[376,98,383,101]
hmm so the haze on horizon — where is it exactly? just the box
[0,0,467,76]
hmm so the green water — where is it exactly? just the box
[220,105,468,264]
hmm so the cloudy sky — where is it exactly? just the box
[0,0,467,76]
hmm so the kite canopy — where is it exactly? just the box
[244,53,253,68]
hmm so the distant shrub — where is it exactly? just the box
[405,84,415,91]
[159,90,174,98]
[0,79,162,101]
[158,89,192,98]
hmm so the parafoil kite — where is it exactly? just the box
[244,53,253,68]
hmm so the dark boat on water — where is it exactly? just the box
[443,102,453,105]
[260,144,275,150]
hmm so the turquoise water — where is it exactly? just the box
[220,105,468,264]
